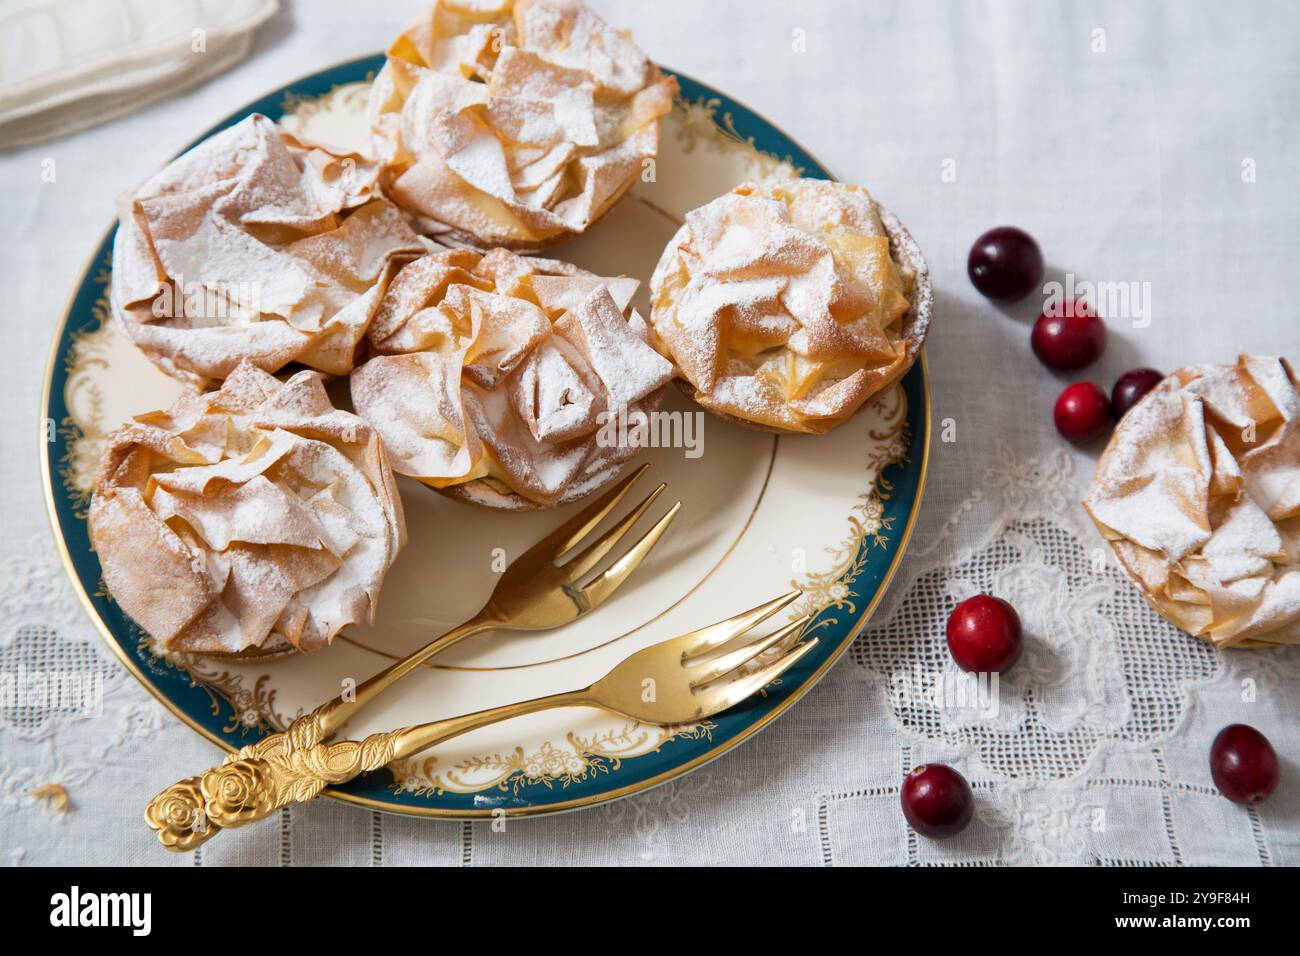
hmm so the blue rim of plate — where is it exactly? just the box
[40,54,930,818]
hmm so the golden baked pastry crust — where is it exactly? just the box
[367,0,676,251]
[350,248,675,510]
[647,179,930,434]
[1084,355,1300,648]
[111,113,427,391]
[89,362,406,657]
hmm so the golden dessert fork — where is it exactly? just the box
[143,464,676,848]
[147,591,814,850]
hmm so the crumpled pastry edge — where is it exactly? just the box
[652,186,931,435]
[350,249,673,511]
[366,0,676,252]
[1084,355,1300,649]
[88,361,406,658]
[435,400,663,512]
[110,113,427,392]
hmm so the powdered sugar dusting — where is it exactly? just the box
[1084,355,1300,647]
[351,248,670,508]
[89,362,405,655]
[367,0,676,250]
[111,113,426,391]
[647,178,928,434]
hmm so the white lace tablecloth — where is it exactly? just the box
[2,0,1297,866]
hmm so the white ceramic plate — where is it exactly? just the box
[42,56,930,817]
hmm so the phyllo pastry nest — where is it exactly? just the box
[366,0,676,251]
[1084,355,1300,648]
[111,112,427,391]
[89,362,406,658]
[350,247,675,510]
[647,179,931,434]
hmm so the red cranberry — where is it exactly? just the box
[1054,382,1111,444]
[967,226,1044,301]
[1031,300,1107,371]
[1210,724,1279,804]
[901,764,974,839]
[1111,367,1164,419]
[946,594,1023,673]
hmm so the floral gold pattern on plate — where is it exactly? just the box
[42,55,929,818]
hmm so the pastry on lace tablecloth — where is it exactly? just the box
[1084,355,1300,648]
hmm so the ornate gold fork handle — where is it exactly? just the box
[150,612,505,850]
[146,688,590,851]
[144,614,498,852]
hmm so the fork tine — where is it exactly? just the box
[688,614,811,688]
[579,501,681,608]
[678,590,803,660]
[534,463,649,561]
[695,638,820,715]
[561,483,666,579]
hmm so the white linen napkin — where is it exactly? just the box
[0,0,278,148]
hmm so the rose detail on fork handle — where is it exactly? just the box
[202,758,279,827]
[145,710,404,849]
[144,776,212,851]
